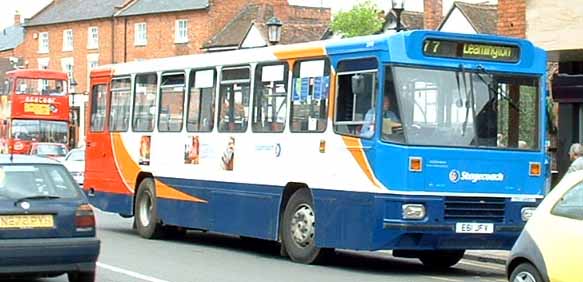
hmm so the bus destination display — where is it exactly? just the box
[423,39,520,62]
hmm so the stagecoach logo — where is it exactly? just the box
[449,169,505,183]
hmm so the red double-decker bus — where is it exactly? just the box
[0,69,70,154]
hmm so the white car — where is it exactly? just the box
[62,148,85,187]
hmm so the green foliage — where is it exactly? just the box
[330,0,385,38]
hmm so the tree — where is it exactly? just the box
[330,1,385,38]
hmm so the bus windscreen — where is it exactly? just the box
[15,78,67,96]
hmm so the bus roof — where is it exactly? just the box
[6,69,68,81]
[94,30,547,77]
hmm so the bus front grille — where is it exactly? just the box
[444,197,506,223]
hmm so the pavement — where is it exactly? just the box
[464,250,509,265]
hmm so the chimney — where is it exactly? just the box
[497,0,526,38]
[423,0,443,30]
[14,11,21,26]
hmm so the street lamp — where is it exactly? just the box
[392,0,405,32]
[266,16,283,45]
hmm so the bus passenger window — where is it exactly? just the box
[334,58,379,138]
[252,63,288,133]
[90,84,107,132]
[187,69,215,132]
[109,78,131,132]
[159,73,185,132]
[218,67,250,133]
[133,73,158,132]
[290,59,330,132]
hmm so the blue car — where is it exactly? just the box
[0,154,100,282]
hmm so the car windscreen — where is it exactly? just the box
[36,145,68,156]
[0,164,80,200]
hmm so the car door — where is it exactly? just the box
[532,180,583,282]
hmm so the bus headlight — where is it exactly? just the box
[521,207,536,221]
[402,204,426,220]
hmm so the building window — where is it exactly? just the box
[134,23,147,46]
[61,58,74,91]
[88,26,99,49]
[175,20,188,43]
[187,69,216,132]
[63,29,73,51]
[39,32,49,53]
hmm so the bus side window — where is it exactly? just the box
[90,84,107,132]
[109,77,131,132]
[290,58,331,133]
[186,69,216,132]
[218,66,251,133]
[159,72,185,132]
[133,73,158,132]
[334,58,379,138]
[252,63,289,133]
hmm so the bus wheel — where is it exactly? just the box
[281,188,326,264]
[418,250,465,269]
[135,178,165,239]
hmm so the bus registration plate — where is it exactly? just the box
[455,223,494,234]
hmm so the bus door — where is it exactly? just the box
[85,72,111,197]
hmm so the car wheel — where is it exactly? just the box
[418,250,465,269]
[510,262,545,282]
[67,271,95,282]
[135,177,165,239]
[281,188,329,264]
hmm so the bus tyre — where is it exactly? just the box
[418,250,465,269]
[510,263,545,282]
[281,188,327,264]
[135,178,165,239]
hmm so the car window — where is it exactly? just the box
[552,181,583,220]
[0,165,80,199]
[67,150,85,161]
[35,145,67,156]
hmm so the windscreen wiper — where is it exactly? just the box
[459,65,473,137]
[14,195,61,206]
[475,66,520,111]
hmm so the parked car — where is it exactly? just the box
[62,148,85,187]
[29,142,69,162]
[507,170,583,282]
[0,154,100,281]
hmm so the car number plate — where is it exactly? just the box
[455,222,494,234]
[0,215,54,229]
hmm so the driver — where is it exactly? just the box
[361,95,401,137]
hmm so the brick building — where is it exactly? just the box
[0,13,24,59]
[14,0,330,95]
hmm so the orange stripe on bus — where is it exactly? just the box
[341,136,381,189]
[111,133,140,193]
[274,45,326,60]
[155,179,207,203]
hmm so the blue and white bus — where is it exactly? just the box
[86,30,548,268]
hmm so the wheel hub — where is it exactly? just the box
[290,204,315,247]
[139,192,153,227]
[513,271,537,282]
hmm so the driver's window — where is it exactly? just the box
[252,63,289,133]
[334,58,378,138]
[552,182,583,220]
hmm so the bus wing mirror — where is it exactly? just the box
[352,74,366,96]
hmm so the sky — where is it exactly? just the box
[0,0,496,30]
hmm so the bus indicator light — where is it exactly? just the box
[319,140,326,153]
[409,157,422,172]
[529,162,541,176]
